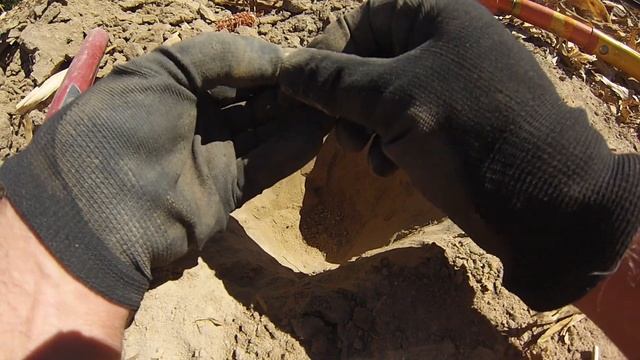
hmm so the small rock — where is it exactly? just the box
[162,33,182,46]
[323,12,337,26]
[19,22,83,85]
[96,60,114,78]
[257,23,272,35]
[235,26,259,38]
[192,19,214,33]
[284,34,301,47]
[119,0,153,10]
[6,53,23,77]
[291,17,317,33]
[40,3,61,23]
[173,0,201,12]
[53,7,73,22]
[113,53,128,65]
[112,38,127,52]
[0,113,12,149]
[122,43,145,60]
[282,0,311,14]
[7,28,22,39]
[33,3,48,17]
[259,14,285,25]
[164,10,198,26]
[0,148,10,166]
[139,14,158,24]
[198,5,219,23]
[26,110,46,127]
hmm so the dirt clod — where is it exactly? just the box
[282,0,311,14]
[0,112,12,149]
[19,22,82,84]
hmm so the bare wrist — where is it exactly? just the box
[0,198,129,359]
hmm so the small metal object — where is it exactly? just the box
[599,44,609,55]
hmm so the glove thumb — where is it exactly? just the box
[159,33,284,91]
[279,48,393,134]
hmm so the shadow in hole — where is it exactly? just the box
[297,135,446,264]
[152,217,521,359]
[25,331,119,360]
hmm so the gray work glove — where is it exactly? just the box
[278,0,640,310]
[0,33,331,309]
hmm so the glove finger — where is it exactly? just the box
[309,0,378,54]
[335,120,372,152]
[309,0,441,56]
[280,48,393,135]
[368,134,398,177]
[235,108,334,205]
[161,32,284,91]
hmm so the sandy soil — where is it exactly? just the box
[1,0,637,358]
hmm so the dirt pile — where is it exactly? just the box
[1,0,638,358]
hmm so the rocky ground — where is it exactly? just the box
[1,0,639,358]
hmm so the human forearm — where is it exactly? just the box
[0,197,129,359]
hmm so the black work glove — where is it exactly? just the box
[278,0,640,310]
[0,33,331,309]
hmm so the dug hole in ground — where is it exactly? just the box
[1,0,638,358]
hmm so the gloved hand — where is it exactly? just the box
[278,0,640,310]
[0,33,331,309]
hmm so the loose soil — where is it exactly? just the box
[1,0,637,358]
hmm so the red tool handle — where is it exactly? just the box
[46,28,109,120]
[478,0,640,81]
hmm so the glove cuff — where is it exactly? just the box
[0,151,148,309]
[503,151,640,311]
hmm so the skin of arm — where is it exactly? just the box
[1,193,638,358]
[0,197,129,360]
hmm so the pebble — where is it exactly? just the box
[33,3,48,17]
[198,5,219,23]
[236,26,259,38]
[283,0,312,14]
[0,113,12,149]
[40,3,62,23]
[258,23,272,35]
[259,15,285,25]
[123,42,145,60]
